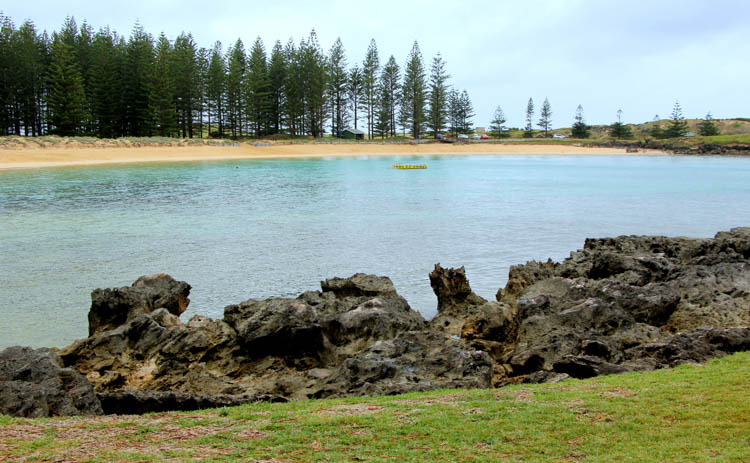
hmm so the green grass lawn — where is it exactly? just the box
[1,352,749,462]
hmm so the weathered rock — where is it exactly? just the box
[88,274,191,336]
[97,390,287,415]
[493,227,750,384]
[25,228,750,414]
[312,331,493,398]
[0,346,102,417]
[320,273,398,298]
[59,273,452,404]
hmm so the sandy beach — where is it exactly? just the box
[0,141,663,170]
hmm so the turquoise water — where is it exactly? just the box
[2,154,750,349]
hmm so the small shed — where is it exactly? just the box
[341,128,365,140]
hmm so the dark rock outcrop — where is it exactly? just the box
[88,274,191,336]
[59,273,490,404]
[6,228,750,417]
[314,331,493,398]
[0,347,102,417]
[428,264,518,370]
[485,227,750,383]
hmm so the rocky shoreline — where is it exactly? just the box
[3,228,750,417]
[586,140,750,155]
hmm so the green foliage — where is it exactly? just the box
[152,33,174,137]
[447,89,474,135]
[537,97,552,136]
[400,41,427,138]
[697,111,720,136]
[206,41,227,137]
[225,38,245,138]
[47,37,89,135]
[524,97,534,138]
[665,101,689,138]
[489,105,508,137]
[426,53,450,137]
[609,109,633,139]
[246,37,271,137]
[123,23,155,137]
[347,65,364,131]
[376,55,400,138]
[571,104,590,138]
[362,39,380,140]
[609,121,633,139]
[299,30,328,138]
[327,37,348,136]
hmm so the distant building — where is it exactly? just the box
[475,127,486,133]
[341,128,365,140]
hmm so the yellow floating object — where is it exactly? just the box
[392,164,427,169]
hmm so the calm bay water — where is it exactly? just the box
[2,154,750,349]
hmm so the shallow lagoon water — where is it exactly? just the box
[2,154,750,348]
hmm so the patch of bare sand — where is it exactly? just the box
[0,141,664,170]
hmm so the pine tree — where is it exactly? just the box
[362,39,379,139]
[300,30,327,138]
[246,37,270,137]
[377,55,400,137]
[570,104,590,138]
[489,105,507,137]
[47,37,88,135]
[225,39,245,138]
[458,90,474,134]
[152,33,174,137]
[665,101,689,138]
[206,41,226,137]
[89,27,125,138]
[123,23,154,136]
[14,20,47,136]
[697,111,720,136]
[537,97,552,137]
[650,114,665,139]
[347,65,364,130]
[448,89,460,135]
[267,40,286,135]
[399,41,426,138]
[282,39,303,137]
[609,109,633,139]
[0,14,16,135]
[327,37,348,136]
[171,33,200,138]
[524,97,534,138]
[195,47,209,138]
[426,52,449,138]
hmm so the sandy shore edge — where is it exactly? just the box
[0,142,666,170]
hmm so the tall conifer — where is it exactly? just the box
[400,41,426,138]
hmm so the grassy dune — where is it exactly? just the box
[1,352,748,462]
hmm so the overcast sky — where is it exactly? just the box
[3,0,749,128]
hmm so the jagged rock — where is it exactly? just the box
[97,390,287,415]
[0,346,102,417]
[320,273,398,298]
[88,274,191,336]
[60,273,440,402]
[494,227,750,384]
[20,228,750,415]
[312,331,493,398]
[427,264,518,365]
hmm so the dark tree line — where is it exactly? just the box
[0,14,474,139]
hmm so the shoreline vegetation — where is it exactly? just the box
[1,352,748,461]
